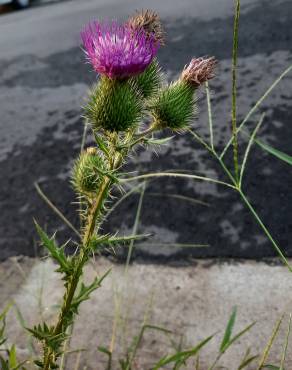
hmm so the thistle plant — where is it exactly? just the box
[29,10,216,370]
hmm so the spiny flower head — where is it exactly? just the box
[72,147,105,194]
[181,57,217,87]
[81,21,159,79]
[127,9,165,45]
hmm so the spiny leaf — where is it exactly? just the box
[72,269,111,307]
[34,222,72,275]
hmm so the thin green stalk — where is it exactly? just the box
[34,182,81,238]
[206,82,214,150]
[208,353,222,370]
[120,172,236,190]
[43,150,122,369]
[280,314,292,370]
[256,315,284,370]
[220,64,292,160]
[239,113,265,188]
[125,182,146,270]
[231,0,241,183]
[239,190,292,272]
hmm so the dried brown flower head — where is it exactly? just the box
[127,9,165,45]
[181,57,217,87]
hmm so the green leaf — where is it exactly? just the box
[262,366,281,370]
[223,322,256,353]
[0,357,9,370]
[72,269,111,308]
[279,314,292,370]
[238,355,258,369]
[257,315,284,370]
[255,139,292,165]
[153,334,214,369]
[9,345,17,368]
[145,136,174,146]
[220,307,237,352]
[34,360,44,368]
[34,222,72,275]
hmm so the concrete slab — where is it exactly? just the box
[1,257,292,369]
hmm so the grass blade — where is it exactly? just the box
[153,334,214,369]
[230,0,241,182]
[239,113,265,187]
[220,64,292,160]
[146,192,210,207]
[205,81,214,150]
[120,172,236,190]
[125,182,146,269]
[256,315,284,370]
[220,307,237,352]
[279,314,292,370]
[224,322,255,352]
[34,182,80,238]
[255,139,292,166]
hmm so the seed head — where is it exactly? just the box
[127,9,165,45]
[81,21,158,79]
[181,57,217,87]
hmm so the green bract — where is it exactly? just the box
[85,77,143,132]
[150,80,196,130]
[72,149,105,194]
[132,59,163,99]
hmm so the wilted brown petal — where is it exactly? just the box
[127,9,165,45]
[181,57,217,87]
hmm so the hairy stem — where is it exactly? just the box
[43,148,122,369]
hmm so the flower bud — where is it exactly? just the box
[181,57,217,88]
[127,9,165,45]
[85,77,143,132]
[150,80,196,131]
[72,148,105,194]
[132,59,163,99]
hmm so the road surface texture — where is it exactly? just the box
[1,257,292,368]
[0,0,291,261]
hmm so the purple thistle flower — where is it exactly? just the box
[81,21,159,79]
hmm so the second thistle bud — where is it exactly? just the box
[149,81,196,131]
[181,57,217,88]
[72,147,105,194]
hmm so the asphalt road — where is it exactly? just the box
[0,0,291,261]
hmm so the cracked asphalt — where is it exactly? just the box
[0,0,291,261]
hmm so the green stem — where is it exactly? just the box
[238,190,292,272]
[231,0,240,183]
[43,151,122,369]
